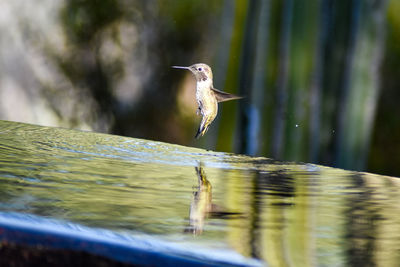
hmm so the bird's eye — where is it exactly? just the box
[198,67,202,71]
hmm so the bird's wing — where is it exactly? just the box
[211,87,243,103]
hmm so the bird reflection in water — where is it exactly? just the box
[185,163,212,235]
[185,162,241,235]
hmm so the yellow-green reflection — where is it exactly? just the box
[0,120,399,266]
[185,163,212,235]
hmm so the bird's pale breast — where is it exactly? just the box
[196,80,218,117]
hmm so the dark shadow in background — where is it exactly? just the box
[57,0,222,143]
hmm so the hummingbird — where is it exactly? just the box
[172,63,242,138]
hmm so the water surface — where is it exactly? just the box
[0,120,399,266]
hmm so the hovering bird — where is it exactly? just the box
[172,63,242,138]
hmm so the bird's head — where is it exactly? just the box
[172,63,213,82]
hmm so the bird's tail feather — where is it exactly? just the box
[195,123,210,139]
[195,126,205,139]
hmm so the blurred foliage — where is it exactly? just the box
[0,0,398,176]
[61,0,124,44]
[55,0,224,142]
[368,0,400,176]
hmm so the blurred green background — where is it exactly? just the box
[0,0,398,176]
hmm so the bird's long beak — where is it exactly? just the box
[172,66,190,70]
